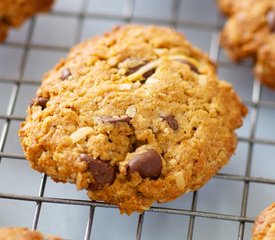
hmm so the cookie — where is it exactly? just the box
[0,0,54,42]
[0,227,62,240]
[19,25,247,214]
[218,0,275,88]
[252,203,275,240]
[217,0,257,16]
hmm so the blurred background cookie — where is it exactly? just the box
[0,227,62,240]
[252,203,275,240]
[0,0,54,42]
[217,0,275,88]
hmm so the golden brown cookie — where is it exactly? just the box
[0,227,62,240]
[217,0,257,16]
[218,0,275,88]
[252,203,275,240]
[19,25,247,215]
[0,0,54,42]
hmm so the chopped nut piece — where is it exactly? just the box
[132,81,141,89]
[119,83,132,90]
[163,128,172,134]
[270,222,275,231]
[198,75,207,86]
[154,48,168,55]
[146,77,160,84]
[100,115,131,124]
[70,127,93,143]
[126,105,137,118]
[118,58,145,70]
[108,57,118,66]
[174,171,185,190]
[169,159,177,166]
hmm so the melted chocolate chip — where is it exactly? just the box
[142,68,155,79]
[0,17,10,25]
[161,115,179,130]
[125,63,146,76]
[127,150,162,179]
[80,154,116,190]
[100,115,131,124]
[267,10,275,32]
[36,97,49,110]
[60,68,72,80]
[176,59,199,74]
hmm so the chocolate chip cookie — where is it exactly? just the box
[252,203,275,240]
[0,227,62,240]
[19,25,247,214]
[218,0,275,88]
[0,0,54,42]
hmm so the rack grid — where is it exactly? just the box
[0,0,275,239]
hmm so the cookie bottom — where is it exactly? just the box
[0,227,62,240]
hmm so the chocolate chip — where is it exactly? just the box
[36,97,49,110]
[127,150,162,179]
[100,115,131,124]
[176,59,199,74]
[125,63,146,76]
[142,68,155,80]
[0,17,10,25]
[80,154,116,190]
[161,115,179,130]
[60,68,72,80]
[267,10,275,32]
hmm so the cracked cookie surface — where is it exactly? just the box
[218,0,275,88]
[0,0,54,42]
[19,25,247,214]
[0,227,62,240]
[253,203,275,240]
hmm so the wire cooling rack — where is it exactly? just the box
[0,0,275,239]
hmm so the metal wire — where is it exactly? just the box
[237,80,262,239]
[0,0,274,239]
[187,191,198,240]
[32,174,47,230]
[136,213,145,240]
[0,17,35,159]
[84,207,96,240]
